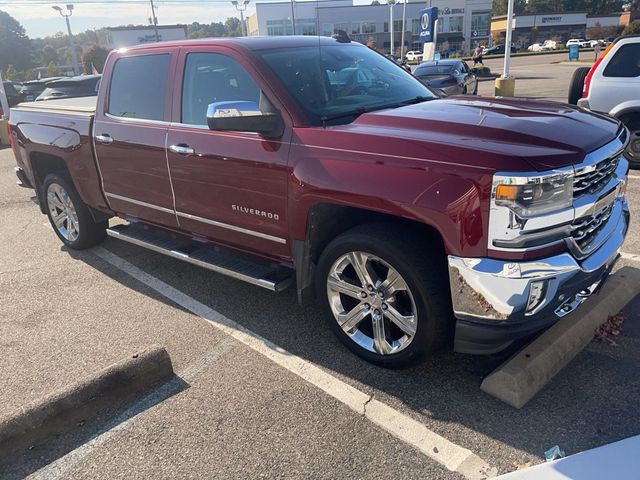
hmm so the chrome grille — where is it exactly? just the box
[571,203,614,253]
[573,155,619,196]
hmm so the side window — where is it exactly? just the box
[108,54,170,121]
[603,44,640,78]
[182,52,261,126]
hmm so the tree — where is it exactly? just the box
[0,11,32,72]
[622,20,640,35]
[3,64,19,81]
[82,45,109,73]
[46,61,62,77]
[371,0,381,4]
[224,17,241,36]
[492,0,526,16]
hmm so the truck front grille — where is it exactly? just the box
[573,155,619,197]
[571,203,614,254]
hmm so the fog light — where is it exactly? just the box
[526,280,548,313]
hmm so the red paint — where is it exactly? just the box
[8,36,622,265]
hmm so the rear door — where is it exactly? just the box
[592,40,640,112]
[166,46,292,258]
[93,48,179,227]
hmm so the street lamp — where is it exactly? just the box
[52,4,80,75]
[388,0,395,56]
[231,0,250,37]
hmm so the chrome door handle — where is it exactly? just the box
[169,144,195,156]
[95,133,113,145]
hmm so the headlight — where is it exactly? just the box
[493,170,574,218]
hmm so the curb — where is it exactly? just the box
[0,346,173,462]
[481,266,640,409]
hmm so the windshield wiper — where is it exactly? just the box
[319,96,433,127]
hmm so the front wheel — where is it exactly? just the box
[316,224,453,368]
[623,118,640,168]
[43,173,107,250]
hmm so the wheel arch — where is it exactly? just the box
[292,202,446,305]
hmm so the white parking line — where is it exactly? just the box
[89,247,496,480]
[628,174,640,180]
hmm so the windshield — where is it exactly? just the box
[415,65,456,76]
[256,44,436,126]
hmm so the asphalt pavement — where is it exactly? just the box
[1,53,640,479]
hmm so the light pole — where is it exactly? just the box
[400,0,406,59]
[389,0,394,56]
[232,0,250,36]
[52,4,80,76]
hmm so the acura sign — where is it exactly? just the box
[418,7,438,43]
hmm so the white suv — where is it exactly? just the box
[569,35,640,167]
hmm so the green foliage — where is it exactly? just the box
[46,61,62,77]
[186,18,243,39]
[3,64,19,81]
[371,0,381,4]
[82,45,109,73]
[0,10,32,72]
[622,20,640,35]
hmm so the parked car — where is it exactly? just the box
[405,50,423,62]
[566,38,587,47]
[35,75,101,102]
[414,59,478,95]
[528,43,543,52]
[9,36,629,367]
[2,81,24,107]
[569,35,640,167]
[482,44,517,56]
[19,77,64,102]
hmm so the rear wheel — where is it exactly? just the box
[43,173,107,250]
[568,67,590,105]
[623,117,640,168]
[316,224,453,368]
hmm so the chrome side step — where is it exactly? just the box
[106,223,293,292]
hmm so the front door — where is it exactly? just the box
[166,48,291,258]
[93,49,178,227]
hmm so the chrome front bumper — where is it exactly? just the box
[449,195,629,354]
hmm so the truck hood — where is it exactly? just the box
[349,96,620,171]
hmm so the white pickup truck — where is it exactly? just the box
[568,34,640,167]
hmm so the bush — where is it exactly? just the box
[622,20,640,36]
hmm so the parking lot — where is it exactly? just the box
[2,53,640,479]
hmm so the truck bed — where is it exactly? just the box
[15,96,97,115]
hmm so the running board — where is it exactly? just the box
[106,223,293,292]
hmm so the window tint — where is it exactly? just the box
[603,44,640,78]
[108,54,170,120]
[182,53,260,126]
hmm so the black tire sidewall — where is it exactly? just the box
[568,67,590,105]
[623,118,640,167]
[316,228,447,368]
[42,173,106,250]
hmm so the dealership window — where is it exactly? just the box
[108,54,170,121]
[412,18,420,34]
[449,16,463,33]
[351,23,361,35]
[334,22,349,33]
[394,20,404,32]
[362,22,376,34]
[471,12,490,37]
[267,19,292,36]
[603,44,640,78]
[321,23,333,36]
[297,18,316,35]
[181,53,260,126]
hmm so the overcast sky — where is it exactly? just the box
[2,0,377,39]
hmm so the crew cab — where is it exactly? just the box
[8,36,630,367]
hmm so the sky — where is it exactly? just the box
[1,0,377,39]
[1,0,259,38]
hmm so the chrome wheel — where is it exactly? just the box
[47,183,79,242]
[327,251,418,355]
[626,127,640,161]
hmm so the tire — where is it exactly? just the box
[568,67,590,105]
[315,223,453,368]
[462,85,468,95]
[473,81,478,95]
[622,117,640,168]
[42,173,107,250]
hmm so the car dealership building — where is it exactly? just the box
[247,0,492,55]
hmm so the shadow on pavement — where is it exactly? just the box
[65,240,640,474]
[1,375,188,479]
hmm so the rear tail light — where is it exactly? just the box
[582,42,614,99]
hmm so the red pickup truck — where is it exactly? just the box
[8,36,630,367]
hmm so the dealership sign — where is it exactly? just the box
[418,7,439,43]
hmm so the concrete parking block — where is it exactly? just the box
[481,266,640,409]
[0,346,173,464]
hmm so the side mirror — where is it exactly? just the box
[206,101,284,139]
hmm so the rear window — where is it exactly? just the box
[415,65,455,76]
[108,54,170,120]
[603,44,640,78]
